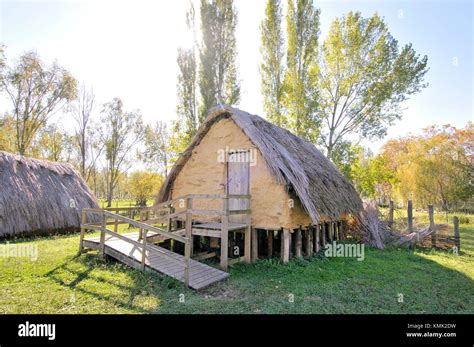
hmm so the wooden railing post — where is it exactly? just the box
[407,200,413,232]
[141,229,147,270]
[99,212,106,260]
[429,205,436,247]
[388,200,394,228]
[186,197,193,256]
[78,209,87,254]
[453,216,460,253]
[114,216,119,234]
[138,210,144,240]
[220,196,229,271]
[184,238,190,287]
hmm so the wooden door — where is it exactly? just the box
[227,151,250,224]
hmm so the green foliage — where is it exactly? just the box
[99,98,144,206]
[382,123,474,210]
[199,0,240,122]
[318,12,428,159]
[350,150,397,199]
[283,0,321,141]
[32,124,72,162]
[0,114,16,152]
[128,171,164,206]
[260,0,285,127]
[174,3,198,153]
[0,51,77,155]
[141,121,173,177]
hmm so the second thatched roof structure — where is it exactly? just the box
[157,105,362,224]
[0,151,99,237]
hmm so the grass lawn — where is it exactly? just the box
[0,219,473,314]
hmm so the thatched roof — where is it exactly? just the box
[157,105,362,224]
[0,151,99,237]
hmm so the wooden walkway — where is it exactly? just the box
[83,232,229,290]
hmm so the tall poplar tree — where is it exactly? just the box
[283,0,321,142]
[260,0,285,126]
[173,3,198,154]
[199,0,240,122]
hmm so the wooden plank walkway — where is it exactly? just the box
[83,232,229,290]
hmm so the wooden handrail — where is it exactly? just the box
[102,210,188,244]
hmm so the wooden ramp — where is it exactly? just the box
[83,232,229,290]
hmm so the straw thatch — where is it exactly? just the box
[157,105,362,224]
[0,151,99,237]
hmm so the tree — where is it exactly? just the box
[71,84,97,177]
[128,171,164,206]
[318,12,428,159]
[33,124,68,161]
[350,150,396,200]
[0,51,77,155]
[260,0,285,126]
[199,0,240,122]
[381,123,473,211]
[174,3,198,152]
[141,121,173,177]
[99,98,144,207]
[0,114,16,152]
[283,0,321,141]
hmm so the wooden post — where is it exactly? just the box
[244,214,251,263]
[453,216,460,253]
[315,225,320,252]
[114,217,119,234]
[251,227,258,261]
[78,209,86,254]
[186,197,193,256]
[184,238,191,287]
[322,223,327,247]
[141,229,147,270]
[306,228,313,257]
[429,205,436,247]
[388,200,394,228]
[295,228,302,258]
[99,212,106,260]
[267,230,273,258]
[220,196,229,271]
[138,210,144,240]
[282,229,290,263]
[407,200,413,232]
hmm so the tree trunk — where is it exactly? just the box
[107,181,114,207]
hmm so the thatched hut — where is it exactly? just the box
[0,151,99,237]
[157,105,362,233]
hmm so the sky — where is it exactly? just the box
[0,0,473,153]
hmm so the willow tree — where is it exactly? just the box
[283,0,321,142]
[199,0,240,122]
[260,0,285,126]
[318,12,428,159]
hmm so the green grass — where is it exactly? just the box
[0,220,473,314]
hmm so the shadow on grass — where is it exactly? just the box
[44,253,185,313]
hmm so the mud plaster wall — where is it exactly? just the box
[170,117,311,229]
